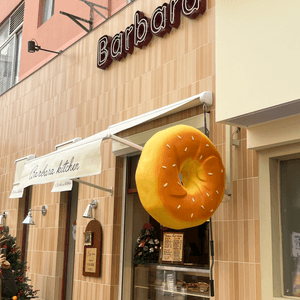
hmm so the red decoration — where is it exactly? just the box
[143,223,152,230]
[139,242,145,248]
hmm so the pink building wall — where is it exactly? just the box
[0,0,127,82]
[0,0,23,23]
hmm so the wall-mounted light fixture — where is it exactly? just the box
[28,39,62,54]
[22,205,47,225]
[0,212,7,226]
[83,200,97,219]
[0,212,9,233]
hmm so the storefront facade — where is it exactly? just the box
[215,0,300,299]
[3,0,298,299]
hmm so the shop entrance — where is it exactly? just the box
[18,186,32,261]
[62,182,79,300]
[122,155,210,300]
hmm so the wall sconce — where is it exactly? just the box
[28,39,62,54]
[0,212,9,233]
[83,200,97,219]
[0,212,7,226]
[22,205,47,225]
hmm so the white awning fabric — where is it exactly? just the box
[51,179,73,193]
[9,155,36,198]
[13,92,212,194]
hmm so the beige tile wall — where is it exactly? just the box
[211,124,260,300]
[0,0,260,299]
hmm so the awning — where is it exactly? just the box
[12,92,212,196]
[51,137,82,192]
[9,155,36,198]
[51,179,73,193]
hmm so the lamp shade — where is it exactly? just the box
[22,211,35,225]
[83,200,98,219]
[83,204,92,218]
[28,41,36,53]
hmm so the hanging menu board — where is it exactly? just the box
[85,248,97,273]
[162,232,184,264]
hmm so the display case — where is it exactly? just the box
[134,264,211,300]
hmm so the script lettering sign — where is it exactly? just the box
[97,0,206,70]
[19,139,102,189]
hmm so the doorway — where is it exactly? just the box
[62,182,79,300]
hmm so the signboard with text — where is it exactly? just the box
[83,220,102,277]
[162,232,184,263]
[97,0,206,70]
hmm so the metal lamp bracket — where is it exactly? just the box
[223,126,240,203]
[30,205,48,216]
[60,0,108,33]
[80,0,108,20]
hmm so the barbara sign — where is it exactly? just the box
[97,0,206,70]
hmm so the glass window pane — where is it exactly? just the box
[0,37,15,95]
[15,31,22,83]
[280,159,300,298]
[42,0,55,24]
[0,20,9,47]
[123,155,210,300]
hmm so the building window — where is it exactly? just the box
[280,159,300,298]
[0,20,9,47]
[42,0,55,24]
[259,143,300,300]
[14,31,22,83]
[0,2,24,95]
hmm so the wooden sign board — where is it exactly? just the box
[83,220,102,277]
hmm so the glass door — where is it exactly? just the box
[280,159,300,297]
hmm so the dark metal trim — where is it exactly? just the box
[80,0,108,20]
[60,11,92,33]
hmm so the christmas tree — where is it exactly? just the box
[133,223,160,265]
[0,232,39,299]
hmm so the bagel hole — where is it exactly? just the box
[179,173,183,186]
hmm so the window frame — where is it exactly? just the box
[0,19,9,48]
[259,142,300,300]
[42,0,55,24]
[0,21,23,95]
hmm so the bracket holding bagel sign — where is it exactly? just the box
[97,0,206,70]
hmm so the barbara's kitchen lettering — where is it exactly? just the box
[29,157,80,180]
[97,0,206,69]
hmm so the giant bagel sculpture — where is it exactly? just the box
[135,125,225,229]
